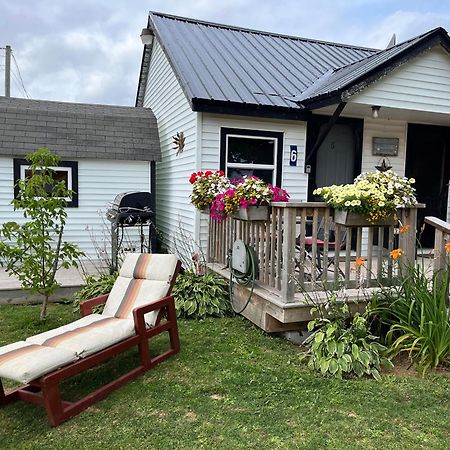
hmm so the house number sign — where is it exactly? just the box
[290,145,298,166]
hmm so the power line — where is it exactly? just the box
[11,70,28,98]
[11,52,31,99]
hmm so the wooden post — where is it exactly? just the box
[281,207,296,303]
[399,207,418,267]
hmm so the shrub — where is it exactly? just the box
[303,294,392,380]
[173,269,230,319]
[0,148,84,319]
[73,273,117,314]
[371,265,450,375]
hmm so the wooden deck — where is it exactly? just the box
[208,203,430,333]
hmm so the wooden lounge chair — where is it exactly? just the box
[0,253,181,427]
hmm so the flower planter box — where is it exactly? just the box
[334,210,396,227]
[233,205,269,221]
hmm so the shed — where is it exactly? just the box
[0,96,160,256]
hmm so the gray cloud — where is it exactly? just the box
[0,0,448,105]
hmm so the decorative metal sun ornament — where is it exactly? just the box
[173,131,186,156]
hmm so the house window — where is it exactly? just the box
[13,159,79,208]
[220,128,283,185]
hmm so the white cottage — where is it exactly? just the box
[136,12,450,250]
[0,97,160,257]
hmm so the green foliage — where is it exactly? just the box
[0,148,84,319]
[173,269,230,319]
[303,295,392,380]
[73,273,118,314]
[1,304,450,449]
[371,265,450,376]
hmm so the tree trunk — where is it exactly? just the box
[40,295,49,320]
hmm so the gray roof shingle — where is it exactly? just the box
[0,97,160,161]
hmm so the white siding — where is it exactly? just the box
[350,46,450,115]
[361,118,407,175]
[199,114,308,247]
[0,157,151,257]
[143,41,197,251]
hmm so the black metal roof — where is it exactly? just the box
[137,12,450,116]
[0,97,161,161]
[297,27,450,108]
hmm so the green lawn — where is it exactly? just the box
[0,304,449,450]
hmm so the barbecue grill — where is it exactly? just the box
[106,192,155,273]
[106,191,154,226]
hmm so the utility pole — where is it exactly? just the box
[5,45,11,97]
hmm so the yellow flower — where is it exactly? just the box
[390,248,403,260]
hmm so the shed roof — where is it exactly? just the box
[0,97,160,161]
[137,12,450,115]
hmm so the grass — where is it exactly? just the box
[0,304,449,450]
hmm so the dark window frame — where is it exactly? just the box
[13,159,79,208]
[220,127,283,186]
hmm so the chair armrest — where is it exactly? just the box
[80,294,109,317]
[132,295,175,335]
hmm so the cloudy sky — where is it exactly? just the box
[1,0,449,106]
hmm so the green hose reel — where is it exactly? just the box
[228,239,259,314]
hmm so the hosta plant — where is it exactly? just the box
[303,295,392,380]
[173,269,231,319]
[73,272,118,314]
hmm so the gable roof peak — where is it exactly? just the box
[148,11,379,52]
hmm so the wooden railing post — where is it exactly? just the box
[281,207,296,303]
[399,207,418,266]
[424,216,450,280]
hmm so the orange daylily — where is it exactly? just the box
[445,243,450,253]
[399,225,410,234]
[390,248,403,260]
[355,257,366,268]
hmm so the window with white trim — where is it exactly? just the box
[13,159,79,207]
[220,128,283,185]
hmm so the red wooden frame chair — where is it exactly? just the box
[0,253,181,427]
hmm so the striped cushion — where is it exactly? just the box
[25,314,107,344]
[0,341,77,384]
[27,316,135,358]
[102,277,169,325]
[119,253,178,281]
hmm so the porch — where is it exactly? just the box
[207,203,432,333]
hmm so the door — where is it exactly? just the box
[405,124,450,247]
[306,117,363,200]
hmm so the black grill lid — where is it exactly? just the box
[107,191,154,225]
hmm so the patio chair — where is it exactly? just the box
[295,218,347,279]
[0,253,181,427]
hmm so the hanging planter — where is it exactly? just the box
[334,209,396,227]
[233,205,269,221]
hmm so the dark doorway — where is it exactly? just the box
[306,116,363,200]
[405,123,450,247]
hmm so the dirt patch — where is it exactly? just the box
[383,354,450,378]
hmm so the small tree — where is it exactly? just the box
[0,148,84,319]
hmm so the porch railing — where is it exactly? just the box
[207,203,421,303]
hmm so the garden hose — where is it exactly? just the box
[228,242,259,314]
